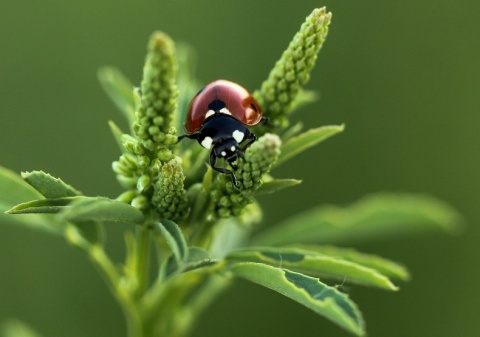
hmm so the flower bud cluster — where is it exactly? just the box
[112,153,142,189]
[211,134,281,218]
[112,145,163,211]
[133,32,178,152]
[254,7,332,133]
[152,158,188,222]
[112,32,187,215]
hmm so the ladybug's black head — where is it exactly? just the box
[213,138,240,164]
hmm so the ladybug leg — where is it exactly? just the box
[240,132,257,151]
[177,133,198,143]
[210,151,240,188]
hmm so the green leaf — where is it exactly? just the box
[64,221,105,250]
[185,183,205,223]
[208,217,254,258]
[60,197,145,225]
[280,122,303,143]
[142,263,224,325]
[275,124,345,167]
[108,120,127,153]
[6,197,85,214]
[292,245,409,281]
[73,220,105,247]
[156,219,188,265]
[1,319,42,337]
[165,247,217,277]
[227,247,398,290]
[0,166,61,234]
[255,179,302,195]
[230,263,365,336]
[185,247,213,268]
[291,89,318,111]
[252,193,463,246]
[21,171,82,198]
[98,66,136,126]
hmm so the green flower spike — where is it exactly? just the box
[254,7,332,133]
[134,31,178,151]
[112,32,188,212]
[152,157,188,222]
[212,133,281,219]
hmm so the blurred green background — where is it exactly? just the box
[1,1,479,336]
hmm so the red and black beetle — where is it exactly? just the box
[178,79,265,187]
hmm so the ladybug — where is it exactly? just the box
[179,79,264,187]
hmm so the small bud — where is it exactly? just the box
[138,156,150,168]
[137,174,151,192]
[131,195,149,210]
[122,154,140,171]
[164,134,178,145]
[150,158,162,173]
[116,175,138,189]
[117,190,138,203]
[112,161,129,176]
[157,148,175,162]
[153,116,164,126]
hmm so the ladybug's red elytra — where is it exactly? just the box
[184,80,263,134]
[178,79,266,187]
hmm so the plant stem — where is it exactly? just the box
[85,224,153,337]
[134,224,151,298]
[88,244,121,292]
[88,243,146,337]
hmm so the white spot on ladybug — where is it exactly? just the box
[232,130,244,143]
[205,110,215,119]
[219,107,231,115]
[221,151,227,157]
[201,136,213,149]
[231,146,235,152]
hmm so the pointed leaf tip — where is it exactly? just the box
[156,219,188,265]
[0,166,62,234]
[275,124,345,167]
[7,197,84,214]
[255,179,302,195]
[21,171,82,198]
[98,66,136,126]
